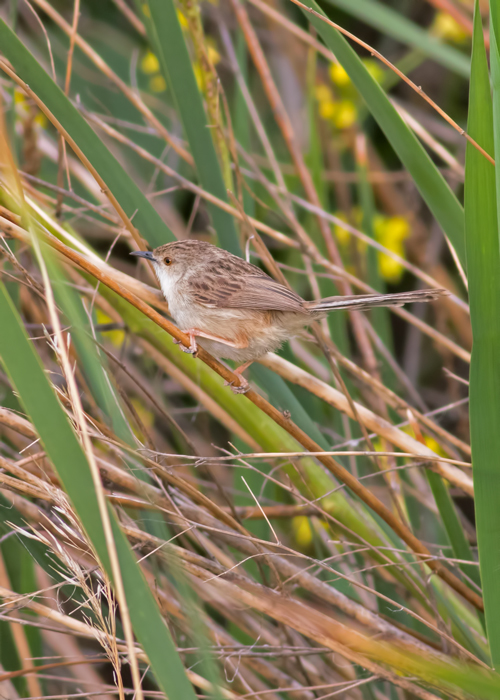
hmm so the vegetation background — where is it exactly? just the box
[0,0,498,697]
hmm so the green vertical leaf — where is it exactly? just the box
[465,1,500,667]
[0,280,197,698]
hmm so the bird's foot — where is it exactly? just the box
[173,335,198,356]
[224,374,250,394]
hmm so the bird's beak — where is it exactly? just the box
[130,250,156,261]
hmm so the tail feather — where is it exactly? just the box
[306,288,447,314]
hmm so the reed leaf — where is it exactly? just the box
[0,279,197,698]
[464,0,500,667]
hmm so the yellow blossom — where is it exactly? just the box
[14,89,26,105]
[333,99,357,129]
[207,42,221,67]
[333,212,350,246]
[319,99,337,120]
[423,435,448,457]
[292,516,313,547]
[402,425,448,458]
[141,51,160,75]
[315,83,333,103]
[35,112,47,128]
[141,3,150,18]
[177,9,188,29]
[95,310,125,347]
[374,215,410,283]
[432,12,468,43]
[149,75,167,92]
[329,62,350,87]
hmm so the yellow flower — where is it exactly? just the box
[424,435,448,457]
[14,89,26,105]
[374,215,410,283]
[35,112,47,128]
[141,3,150,18]
[95,310,125,347]
[314,83,333,103]
[329,62,350,87]
[432,12,468,43]
[292,516,313,547]
[402,425,448,458]
[378,255,405,283]
[177,9,188,29]
[141,51,159,75]
[319,99,337,120]
[207,42,221,67]
[363,58,385,84]
[149,75,167,93]
[333,212,350,246]
[333,99,357,129]
[382,215,410,243]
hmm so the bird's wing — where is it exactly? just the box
[187,271,306,313]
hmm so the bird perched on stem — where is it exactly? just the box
[132,240,445,393]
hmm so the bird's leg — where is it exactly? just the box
[224,360,253,395]
[173,330,199,356]
[174,328,248,357]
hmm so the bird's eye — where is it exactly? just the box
[164,257,172,265]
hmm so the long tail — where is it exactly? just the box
[305,288,447,313]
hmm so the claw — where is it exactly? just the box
[224,376,250,394]
[173,336,197,356]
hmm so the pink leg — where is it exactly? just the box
[225,360,254,395]
[174,328,249,357]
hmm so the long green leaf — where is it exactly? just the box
[465,0,500,667]
[298,0,466,268]
[0,280,197,698]
[324,0,470,77]
[426,470,480,588]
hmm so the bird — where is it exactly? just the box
[131,240,445,393]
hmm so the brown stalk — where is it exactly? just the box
[111,0,147,37]
[259,354,473,495]
[0,462,479,667]
[0,215,482,612]
[184,563,450,700]
[55,0,80,218]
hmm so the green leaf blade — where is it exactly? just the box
[465,0,500,667]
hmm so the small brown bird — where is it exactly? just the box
[132,240,444,393]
